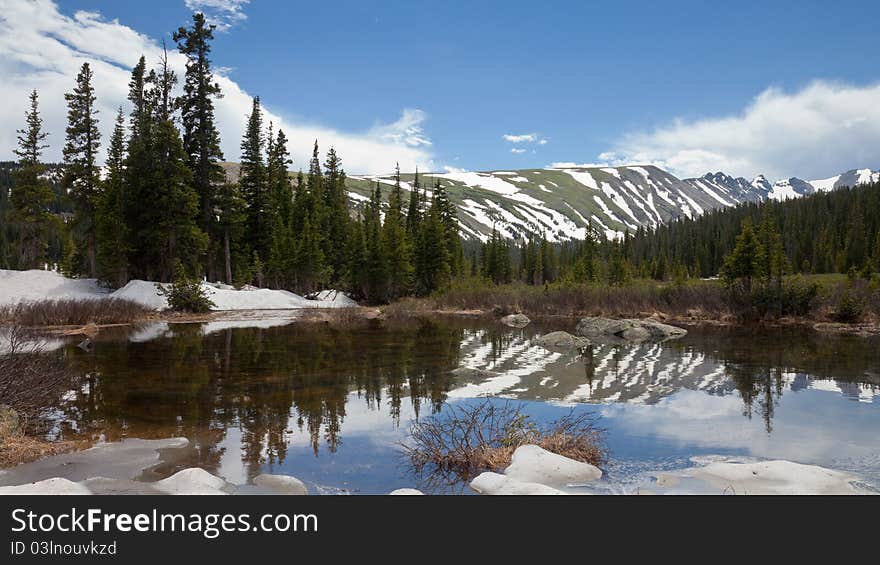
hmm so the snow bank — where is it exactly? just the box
[655,459,864,495]
[0,269,358,312]
[0,269,109,304]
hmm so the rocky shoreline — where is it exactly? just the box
[0,439,870,496]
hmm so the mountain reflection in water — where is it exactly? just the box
[42,319,880,493]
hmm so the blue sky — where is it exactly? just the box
[4,0,880,178]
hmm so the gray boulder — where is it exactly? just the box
[575,317,686,343]
[500,313,531,328]
[535,331,590,351]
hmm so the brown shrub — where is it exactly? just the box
[403,400,605,490]
[0,298,152,327]
[0,325,75,428]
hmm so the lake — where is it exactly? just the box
[41,317,880,494]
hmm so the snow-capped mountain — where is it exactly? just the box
[343,165,879,242]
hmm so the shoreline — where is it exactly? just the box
[3,304,878,338]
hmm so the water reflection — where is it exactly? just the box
[41,319,880,492]
[55,320,463,482]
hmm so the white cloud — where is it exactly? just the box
[184,0,249,31]
[503,133,537,143]
[609,80,880,180]
[369,108,432,147]
[503,132,548,158]
[0,0,434,175]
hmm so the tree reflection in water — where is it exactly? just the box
[56,319,464,481]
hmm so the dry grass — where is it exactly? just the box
[0,298,152,327]
[403,400,605,490]
[0,424,80,468]
[394,280,733,321]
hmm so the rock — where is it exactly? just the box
[469,472,565,495]
[500,313,531,328]
[153,468,229,495]
[253,474,308,495]
[504,445,602,487]
[0,478,91,495]
[575,317,686,343]
[389,488,424,495]
[535,331,590,351]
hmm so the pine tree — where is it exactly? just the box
[96,109,130,287]
[215,181,247,284]
[62,62,101,277]
[240,97,271,262]
[384,164,414,298]
[721,218,761,293]
[431,178,463,275]
[10,90,54,270]
[266,127,293,286]
[129,49,206,280]
[364,182,389,302]
[415,195,451,295]
[174,12,225,278]
[322,147,349,283]
[406,168,422,236]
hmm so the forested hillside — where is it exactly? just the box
[626,181,880,279]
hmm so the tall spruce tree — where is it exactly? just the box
[384,164,414,298]
[62,62,101,276]
[96,109,129,287]
[266,127,293,287]
[323,147,350,283]
[174,12,225,278]
[415,194,451,295]
[406,168,422,236]
[239,97,271,264]
[10,90,53,270]
[127,50,206,280]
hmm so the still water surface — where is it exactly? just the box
[46,318,880,493]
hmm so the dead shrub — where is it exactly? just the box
[0,298,152,327]
[402,400,605,490]
[0,325,75,429]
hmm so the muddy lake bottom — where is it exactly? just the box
[14,317,880,494]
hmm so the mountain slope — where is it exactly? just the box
[222,161,878,242]
[347,165,741,242]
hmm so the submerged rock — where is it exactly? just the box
[389,488,424,495]
[535,331,590,351]
[575,317,686,343]
[500,313,531,328]
[469,472,565,495]
[504,445,602,487]
[253,474,308,495]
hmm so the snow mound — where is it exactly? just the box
[0,478,92,495]
[112,280,168,310]
[504,445,602,487]
[307,289,359,307]
[0,269,359,312]
[0,269,108,304]
[470,472,566,495]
